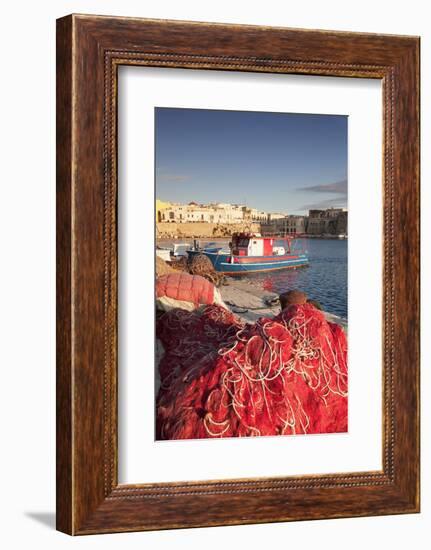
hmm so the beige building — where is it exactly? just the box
[156,199,172,223]
[159,201,247,224]
[243,207,268,222]
[215,203,245,223]
[158,201,304,229]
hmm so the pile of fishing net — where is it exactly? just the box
[156,273,226,312]
[156,255,176,276]
[187,253,225,287]
[169,255,188,272]
[156,302,348,440]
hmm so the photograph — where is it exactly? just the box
[155,107,349,440]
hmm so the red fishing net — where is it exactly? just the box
[156,303,348,440]
[156,273,216,307]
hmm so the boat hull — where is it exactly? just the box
[187,250,309,275]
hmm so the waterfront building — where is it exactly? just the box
[156,199,172,223]
[214,203,245,222]
[334,210,348,234]
[307,208,348,235]
[243,206,269,222]
[262,215,307,235]
[285,215,307,234]
[268,212,286,221]
[307,214,328,234]
[157,200,341,234]
[159,201,248,224]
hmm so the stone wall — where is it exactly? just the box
[157,222,262,239]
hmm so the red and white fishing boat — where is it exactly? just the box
[187,232,309,275]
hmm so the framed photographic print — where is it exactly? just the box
[56,14,420,534]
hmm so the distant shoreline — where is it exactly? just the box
[156,234,348,242]
[156,220,347,240]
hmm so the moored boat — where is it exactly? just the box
[155,247,172,262]
[187,233,309,275]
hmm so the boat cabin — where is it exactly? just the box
[231,233,290,257]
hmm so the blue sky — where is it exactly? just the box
[155,108,347,215]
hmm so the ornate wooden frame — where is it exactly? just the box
[56,14,420,534]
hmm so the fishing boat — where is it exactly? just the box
[155,247,172,262]
[187,233,309,275]
[156,242,193,262]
